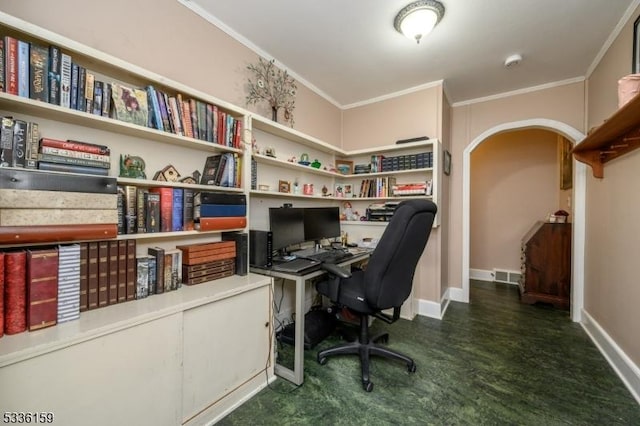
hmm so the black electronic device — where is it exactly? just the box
[222,231,248,275]
[277,309,337,350]
[269,207,305,256]
[249,230,273,267]
[303,207,341,247]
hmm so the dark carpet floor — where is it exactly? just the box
[218,280,640,425]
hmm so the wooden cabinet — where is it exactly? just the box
[519,221,571,309]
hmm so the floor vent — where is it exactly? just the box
[493,269,521,285]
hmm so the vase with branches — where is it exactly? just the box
[246,57,297,126]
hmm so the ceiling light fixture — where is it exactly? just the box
[394,0,445,44]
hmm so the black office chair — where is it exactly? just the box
[316,199,437,392]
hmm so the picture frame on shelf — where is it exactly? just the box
[278,180,291,193]
[634,15,640,73]
[443,150,451,176]
[335,159,354,175]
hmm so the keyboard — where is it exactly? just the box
[305,250,354,264]
[271,258,321,273]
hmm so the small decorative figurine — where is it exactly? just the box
[264,146,276,157]
[298,153,310,166]
[119,154,147,179]
[311,159,321,169]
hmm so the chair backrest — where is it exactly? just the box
[364,199,437,310]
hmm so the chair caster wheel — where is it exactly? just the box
[378,335,389,344]
[318,356,328,365]
[363,381,374,392]
[408,363,417,373]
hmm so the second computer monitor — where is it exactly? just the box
[304,207,341,245]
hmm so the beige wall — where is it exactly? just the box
[584,6,640,366]
[1,0,342,146]
[449,82,586,290]
[470,129,559,272]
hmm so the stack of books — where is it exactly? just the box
[38,138,111,176]
[391,180,433,196]
[194,191,246,231]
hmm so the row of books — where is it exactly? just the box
[391,180,433,196]
[0,239,242,338]
[201,153,242,188]
[358,177,397,198]
[0,116,39,169]
[0,36,242,148]
[356,152,434,174]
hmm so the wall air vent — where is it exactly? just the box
[493,269,521,285]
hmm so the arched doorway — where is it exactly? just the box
[461,119,586,322]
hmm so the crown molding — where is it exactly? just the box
[342,80,444,110]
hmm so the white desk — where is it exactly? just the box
[250,251,370,385]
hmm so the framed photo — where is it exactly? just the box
[634,15,640,73]
[278,180,290,193]
[335,159,354,175]
[559,137,573,190]
[443,150,451,176]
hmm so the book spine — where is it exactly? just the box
[37,162,110,176]
[108,241,119,305]
[178,95,193,138]
[76,65,85,111]
[4,36,18,95]
[168,249,182,289]
[70,62,78,110]
[26,247,58,331]
[11,119,27,168]
[195,204,247,218]
[126,239,136,300]
[176,240,235,254]
[40,145,111,162]
[148,247,165,294]
[146,192,160,233]
[60,53,72,108]
[117,240,127,302]
[181,250,236,266]
[195,216,247,231]
[57,244,80,324]
[183,188,194,231]
[149,187,173,232]
[84,71,94,113]
[147,255,157,295]
[0,224,117,245]
[136,256,150,299]
[205,103,213,142]
[97,241,108,308]
[40,137,110,155]
[92,80,103,115]
[25,121,39,169]
[146,85,163,130]
[189,98,199,139]
[29,44,49,102]
[0,116,14,167]
[79,242,88,312]
[163,253,172,292]
[136,187,148,233]
[168,96,183,136]
[156,89,171,132]
[17,40,29,98]
[102,82,111,118]
[87,242,98,310]
[172,188,183,232]
[37,152,111,169]
[48,45,61,104]
[123,185,137,234]
[0,39,4,93]
[4,250,26,334]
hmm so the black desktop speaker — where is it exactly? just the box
[249,230,273,267]
[222,232,248,276]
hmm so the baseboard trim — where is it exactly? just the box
[581,309,640,404]
[469,268,493,282]
[449,286,467,303]
[417,298,442,319]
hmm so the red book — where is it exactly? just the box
[196,216,247,232]
[0,224,118,245]
[39,137,110,155]
[26,248,59,331]
[3,36,18,95]
[4,250,26,335]
[149,187,173,232]
[0,252,4,338]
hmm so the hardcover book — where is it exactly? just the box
[29,43,49,102]
[146,192,161,233]
[79,242,88,312]
[117,240,127,302]
[60,53,72,108]
[0,224,118,245]
[26,247,59,331]
[111,82,148,127]
[84,71,94,113]
[102,82,112,118]
[195,216,247,231]
[76,65,86,111]
[25,122,39,169]
[183,188,194,231]
[4,250,26,334]
[147,247,165,294]
[145,85,163,130]
[0,39,4,92]
[87,242,99,310]
[11,119,27,168]
[124,185,137,234]
[200,154,222,185]
[38,162,110,176]
[97,241,109,308]
[48,44,61,105]
[70,62,78,109]
[163,252,173,292]
[147,254,157,295]
[1,166,116,194]
[172,188,184,232]
[136,187,148,233]
[135,256,150,299]
[4,36,18,95]
[0,116,14,167]
[108,241,119,304]
[57,244,80,324]
[126,239,136,300]
[149,187,173,232]
[195,204,247,218]
[93,80,103,115]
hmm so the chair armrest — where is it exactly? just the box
[321,262,351,279]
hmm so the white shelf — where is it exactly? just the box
[341,139,436,157]
[250,189,333,200]
[0,274,270,368]
[338,167,434,179]
[117,177,244,192]
[115,229,244,241]
[252,153,339,177]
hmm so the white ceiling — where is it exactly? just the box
[184,0,636,107]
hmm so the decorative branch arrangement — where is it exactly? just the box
[246,57,297,126]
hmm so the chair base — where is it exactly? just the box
[317,314,416,392]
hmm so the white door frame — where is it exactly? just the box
[461,119,586,322]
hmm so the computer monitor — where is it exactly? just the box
[304,207,341,247]
[269,207,305,255]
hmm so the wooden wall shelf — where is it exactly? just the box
[572,92,640,178]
